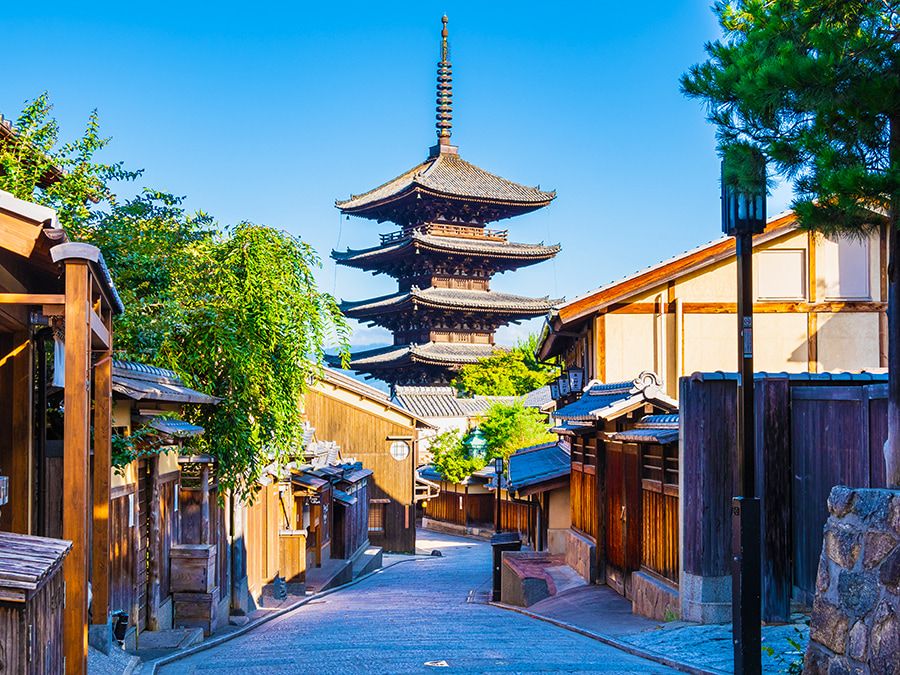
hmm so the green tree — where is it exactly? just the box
[0,93,139,232]
[682,1,900,486]
[453,334,559,396]
[478,401,555,461]
[429,430,486,483]
[160,224,350,499]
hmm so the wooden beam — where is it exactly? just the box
[808,313,818,373]
[0,293,66,305]
[90,307,110,350]
[62,260,91,675]
[595,314,606,383]
[606,301,886,314]
[91,345,112,627]
[808,232,818,373]
[0,210,43,258]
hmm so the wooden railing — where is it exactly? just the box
[381,223,509,245]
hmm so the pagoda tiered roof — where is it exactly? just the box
[336,148,556,226]
[340,287,559,321]
[332,230,560,274]
[346,341,497,372]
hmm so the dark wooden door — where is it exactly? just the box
[790,386,870,605]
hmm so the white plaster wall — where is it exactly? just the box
[548,486,570,529]
[605,313,657,383]
[816,312,881,372]
[682,313,737,375]
[753,313,809,373]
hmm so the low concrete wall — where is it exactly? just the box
[500,552,555,607]
[547,528,567,556]
[565,529,596,584]
[804,487,899,674]
[631,571,679,621]
[422,516,493,539]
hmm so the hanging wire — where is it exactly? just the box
[333,210,344,294]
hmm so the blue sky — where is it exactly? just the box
[4,2,793,347]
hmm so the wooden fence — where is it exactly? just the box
[424,481,533,543]
[681,373,889,620]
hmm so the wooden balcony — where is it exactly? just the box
[380,223,509,245]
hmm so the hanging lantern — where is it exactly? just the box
[567,368,584,393]
[558,374,571,397]
[549,380,560,400]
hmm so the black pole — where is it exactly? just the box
[732,231,762,675]
[495,468,501,532]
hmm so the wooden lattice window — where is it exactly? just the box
[368,503,385,533]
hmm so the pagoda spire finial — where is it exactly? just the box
[436,15,453,145]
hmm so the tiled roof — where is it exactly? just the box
[507,441,570,494]
[336,152,555,213]
[147,417,205,438]
[112,360,219,405]
[553,372,677,423]
[341,287,559,318]
[393,385,516,419]
[523,385,554,411]
[609,414,679,444]
[348,342,496,370]
[333,233,560,265]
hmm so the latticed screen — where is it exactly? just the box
[368,503,385,533]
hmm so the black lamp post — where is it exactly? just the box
[494,456,504,532]
[721,144,766,675]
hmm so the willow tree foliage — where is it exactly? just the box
[682,1,900,486]
[160,224,349,498]
[453,334,559,396]
[0,94,350,498]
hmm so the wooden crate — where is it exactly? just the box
[0,532,71,674]
[172,591,217,636]
[278,530,307,583]
[170,543,217,593]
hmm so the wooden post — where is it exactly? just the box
[92,340,112,626]
[10,330,31,534]
[62,260,91,675]
[147,457,161,630]
[200,462,210,545]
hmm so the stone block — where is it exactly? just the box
[852,490,892,522]
[817,553,832,593]
[879,546,900,593]
[630,571,679,621]
[869,611,899,675]
[848,621,868,661]
[829,486,856,518]
[826,525,861,569]
[890,496,900,536]
[564,529,596,584]
[810,596,849,654]
[680,571,732,624]
[837,571,879,619]
[863,532,897,569]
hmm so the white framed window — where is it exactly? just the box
[821,234,871,300]
[755,249,807,301]
[389,440,410,461]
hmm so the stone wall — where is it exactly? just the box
[564,529,596,584]
[804,486,899,674]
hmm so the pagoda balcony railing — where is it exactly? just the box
[380,223,509,245]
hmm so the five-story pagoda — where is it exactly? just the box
[334,16,560,387]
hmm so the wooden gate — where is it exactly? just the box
[790,385,886,604]
[605,442,641,596]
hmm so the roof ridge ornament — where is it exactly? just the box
[435,15,454,150]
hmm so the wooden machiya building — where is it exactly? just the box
[304,369,434,553]
[333,16,560,388]
[0,189,121,673]
[551,372,678,618]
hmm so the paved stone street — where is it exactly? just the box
[159,530,678,673]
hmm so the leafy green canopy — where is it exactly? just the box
[682,1,900,235]
[453,334,559,396]
[428,430,486,484]
[0,95,350,499]
[478,400,556,461]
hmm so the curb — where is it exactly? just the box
[488,601,727,675]
[144,556,429,673]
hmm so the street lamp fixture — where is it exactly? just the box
[722,143,766,675]
[557,373,571,397]
[567,368,584,393]
[494,456,504,532]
